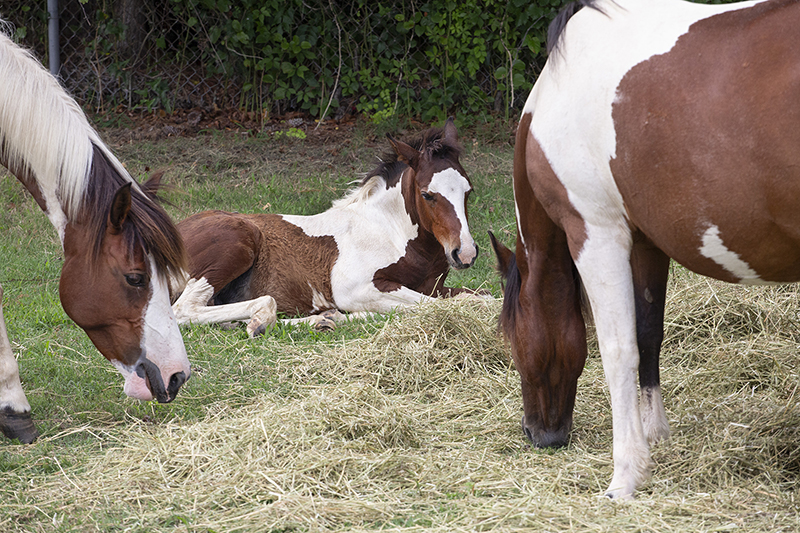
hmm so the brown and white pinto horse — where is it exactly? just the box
[0,30,189,443]
[171,118,478,333]
[492,0,800,498]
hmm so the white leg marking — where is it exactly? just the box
[172,277,277,337]
[279,309,383,329]
[640,385,670,445]
[0,285,31,415]
[575,229,651,499]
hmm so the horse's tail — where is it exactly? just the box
[547,0,606,56]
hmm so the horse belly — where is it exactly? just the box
[609,2,800,284]
[248,215,339,316]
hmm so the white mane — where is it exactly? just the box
[330,175,391,209]
[0,30,136,227]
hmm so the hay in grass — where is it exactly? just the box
[13,274,800,531]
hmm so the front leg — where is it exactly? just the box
[575,228,651,499]
[173,277,277,337]
[0,285,38,443]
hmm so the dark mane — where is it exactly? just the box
[85,144,186,278]
[547,0,605,56]
[499,250,521,342]
[364,125,463,188]
[499,250,589,342]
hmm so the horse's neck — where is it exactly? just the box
[0,149,71,244]
[0,32,125,244]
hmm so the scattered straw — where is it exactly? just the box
[6,274,800,531]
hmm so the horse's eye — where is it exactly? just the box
[125,273,147,288]
[421,191,434,201]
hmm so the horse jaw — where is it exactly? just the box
[113,260,191,403]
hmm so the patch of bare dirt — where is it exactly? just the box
[98,107,362,145]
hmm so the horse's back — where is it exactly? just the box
[527,0,800,283]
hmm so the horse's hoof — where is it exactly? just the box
[247,319,267,337]
[313,317,336,332]
[0,407,39,444]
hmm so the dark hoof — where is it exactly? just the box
[247,319,267,337]
[0,407,39,444]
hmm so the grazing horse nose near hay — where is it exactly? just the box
[523,416,570,449]
[136,357,189,403]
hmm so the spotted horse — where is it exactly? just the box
[172,118,479,335]
[0,28,189,443]
[491,0,800,498]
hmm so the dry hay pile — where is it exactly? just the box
[18,273,800,531]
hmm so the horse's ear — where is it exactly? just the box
[443,116,458,143]
[109,182,133,234]
[387,134,420,166]
[489,230,514,281]
[143,170,165,195]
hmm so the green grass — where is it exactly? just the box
[0,128,517,531]
[8,127,799,532]
[0,126,514,444]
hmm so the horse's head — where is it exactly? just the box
[388,118,478,269]
[489,231,586,448]
[58,168,190,403]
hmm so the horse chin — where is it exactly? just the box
[448,257,470,270]
[122,371,155,401]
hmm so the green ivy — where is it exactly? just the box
[9,0,741,121]
[163,0,563,122]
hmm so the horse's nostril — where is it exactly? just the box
[451,248,461,263]
[167,371,187,399]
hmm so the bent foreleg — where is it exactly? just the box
[172,277,277,337]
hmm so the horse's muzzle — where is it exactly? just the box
[450,243,479,270]
[136,358,189,403]
[522,414,571,449]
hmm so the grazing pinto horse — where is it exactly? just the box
[172,118,478,333]
[0,30,189,443]
[493,0,800,498]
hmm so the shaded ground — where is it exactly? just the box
[95,107,517,157]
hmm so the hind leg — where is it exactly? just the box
[178,211,262,294]
[0,285,38,443]
[631,235,670,444]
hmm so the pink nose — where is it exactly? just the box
[450,243,479,269]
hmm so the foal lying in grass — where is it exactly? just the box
[171,119,480,335]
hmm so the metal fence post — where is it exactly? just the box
[47,0,60,76]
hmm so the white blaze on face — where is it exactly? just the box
[117,257,191,401]
[427,167,477,264]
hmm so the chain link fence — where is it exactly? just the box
[2,0,557,123]
[4,0,237,113]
